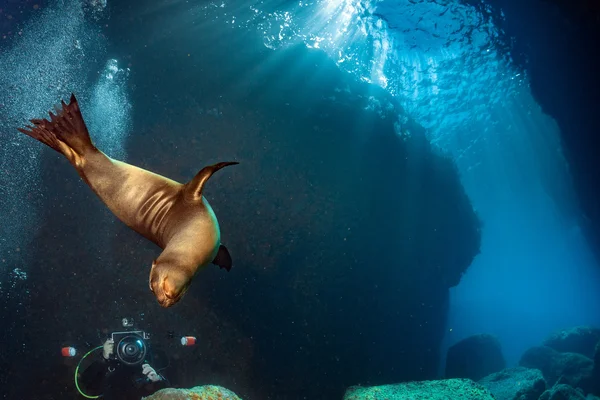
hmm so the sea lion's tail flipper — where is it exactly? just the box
[212,244,232,272]
[17,94,95,165]
[183,161,239,202]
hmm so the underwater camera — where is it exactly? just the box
[109,330,150,366]
[69,317,195,399]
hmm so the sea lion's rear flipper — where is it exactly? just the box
[183,161,239,202]
[17,94,95,166]
[212,244,232,272]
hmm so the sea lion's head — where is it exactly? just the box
[149,260,192,308]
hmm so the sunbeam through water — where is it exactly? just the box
[231,0,600,368]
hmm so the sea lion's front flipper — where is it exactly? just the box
[212,244,232,272]
[183,161,239,202]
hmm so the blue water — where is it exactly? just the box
[0,0,129,299]
[236,0,600,367]
[1,0,599,387]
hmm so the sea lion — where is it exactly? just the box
[17,94,237,308]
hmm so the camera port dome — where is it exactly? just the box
[116,334,147,366]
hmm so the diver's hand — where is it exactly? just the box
[142,363,162,382]
[102,339,114,360]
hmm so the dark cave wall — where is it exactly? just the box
[2,2,480,399]
[6,45,481,400]
[470,0,600,261]
[114,42,481,398]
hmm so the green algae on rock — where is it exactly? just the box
[343,378,495,400]
[143,385,242,400]
[478,367,546,400]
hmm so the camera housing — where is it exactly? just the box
[110,330,150,366]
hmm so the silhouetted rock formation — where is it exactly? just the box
[478,367,546,400]
[479,0,600,263]
[129,42,481,399]
[592,341,600,395]
[543,326,600,359]
[5,4,481,400]
[512,326,600,398]
[540,0,600,25]
[445,334,506,381]
[519,346,594,389]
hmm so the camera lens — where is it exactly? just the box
[124,343,138,356]
[116,335,147,366]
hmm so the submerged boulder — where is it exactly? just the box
[143,385,242,400]
[591,341,600,395]
[543,327,600,359]
[520,346,594,389]
[445,333,506,381]
[478,366,546,400]
[538,384,586,400]
[343,378,494,400]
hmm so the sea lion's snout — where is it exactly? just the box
[149,263,190,308]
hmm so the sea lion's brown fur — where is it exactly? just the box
[18,94,236,308]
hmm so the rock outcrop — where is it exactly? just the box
[479,0,600,264]
[543,327,600,359]
[143,385,241,400]
[520,346,594,389]
[445,334,506,381]
[478,367,546,400]
[538,384,587,400]
[591,341,600,395]
[343,378,494,400]
[2,2,483,400]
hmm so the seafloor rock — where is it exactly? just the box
[520,346,594,388]
[543,327,600,359]
[445,333,506,381]
[143,385,242,400]
[478,366,546,400]
[593,341,600,394]
[538,384,586,400]
[343,378,495,400]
